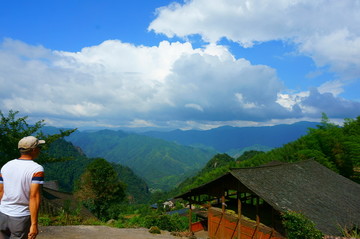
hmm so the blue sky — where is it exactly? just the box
[1,0,359,130]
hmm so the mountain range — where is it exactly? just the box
[58,121,318,190]
[65,130,216,190]
[141,121,318,152]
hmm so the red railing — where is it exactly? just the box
[208,207,285,239]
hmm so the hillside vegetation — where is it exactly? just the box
[172,114,360,196]
[66,130,216,190]
[64,121,318,191]
[2,110,359,236]
[44,139,150,203]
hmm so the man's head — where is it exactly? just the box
[18,136,45,154]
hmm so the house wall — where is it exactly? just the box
[208,207,285,239]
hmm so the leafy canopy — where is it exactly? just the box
[0,110,76,166]
[75,158,126,220]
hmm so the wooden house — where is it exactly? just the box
[176,160,360,238]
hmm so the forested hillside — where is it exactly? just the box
[173,115,360,196]
[44,138,151,203]
[66,130,217,190]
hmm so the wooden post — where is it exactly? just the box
[269,207,275,239]
[221,194,226,238]
[237,192,242,239]
[253,196,260,239]
[221,195,225,213]
[256,196,260,225]
[189,202,192,233]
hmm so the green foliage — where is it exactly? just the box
[236,150,265,161]
[172,154,237,195]
[0,110,76,166]
[0,110,44,163]
[75,158,126,220]
[172,114,360,199]
[339,224,360,238]
[238,114,360,179]
[202,153,234,173]
[124,213,188,232]
[110,203,189,232]
[112,163,151,203]
[282,211,323,239]
[44,152,151,203]
[39,212,101,226]
[142,213,188,232]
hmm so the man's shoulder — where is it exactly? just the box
[29,161,44,171]
[1,159,17,168]
[2,159,43,171]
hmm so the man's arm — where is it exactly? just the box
[28,183,42,239]
[0,183,3,201]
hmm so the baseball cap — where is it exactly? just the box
[18,136,46,150]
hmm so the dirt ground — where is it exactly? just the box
[37,225,209,239]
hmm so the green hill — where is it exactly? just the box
[66,130,217,190]
[172,115,360,197]
[43,138,151,203]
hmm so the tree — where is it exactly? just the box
[0,110,76,166]
[75,158,126,220]
[282,211,323,239]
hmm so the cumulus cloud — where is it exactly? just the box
[149,0,360,79]
[1,38,359,129]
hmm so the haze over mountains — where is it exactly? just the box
[60,121,318,190]
[141,121,319,152]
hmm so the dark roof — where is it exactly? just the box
[177,160,360,236]
[41,187,95,219]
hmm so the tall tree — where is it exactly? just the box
[0,110,76,166]
[75,158,126,220]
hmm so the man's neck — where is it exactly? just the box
[18,155,34,160]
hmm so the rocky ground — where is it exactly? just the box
[37,225,209,239]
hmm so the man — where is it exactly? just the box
[0,136,45,239]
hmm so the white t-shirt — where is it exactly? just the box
[0,159,44,217]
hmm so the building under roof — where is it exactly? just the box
[41,181,95,219]
[177,160,360,236]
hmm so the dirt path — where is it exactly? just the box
[37,226,208,239]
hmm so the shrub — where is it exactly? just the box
[125,213,187,232]
[149,226,161,234]
[282,211,323,239]
[39,216,51,226]
[339,224,360,238]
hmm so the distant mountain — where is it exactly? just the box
[66,130,217,191]
[44,121,318,192]
[141,121,319,152]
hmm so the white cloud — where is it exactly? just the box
[185,103,204,112]
[149,0,360,79]
[1,38,359,129]
[318,80,345,96]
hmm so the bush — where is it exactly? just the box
[339,224,360,238]
[282,211,323,239]
[123,213,187,232]
[38,211,101,226]
[39,216,51,226]
[149,226,161,234]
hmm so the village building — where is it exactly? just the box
[176,160,360,238]
[41,181,95,219]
